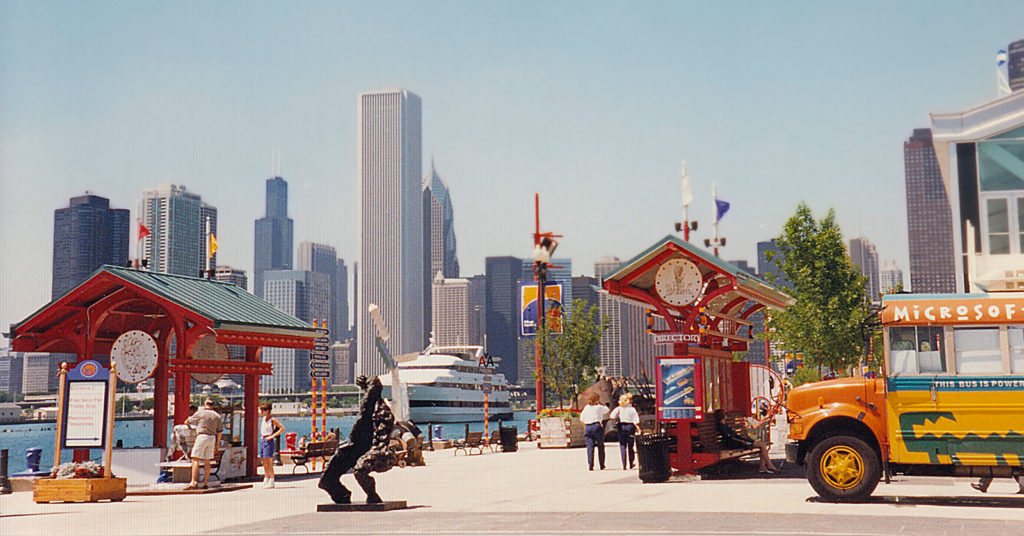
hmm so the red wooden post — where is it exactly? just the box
[244,346,261,477]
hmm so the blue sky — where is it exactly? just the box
[2,1,1023,335]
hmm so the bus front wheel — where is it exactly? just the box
[806,435,881,502]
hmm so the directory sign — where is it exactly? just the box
[62,360,111,449]
[657,357,700,421]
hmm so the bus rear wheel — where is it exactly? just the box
[806,435,880,502]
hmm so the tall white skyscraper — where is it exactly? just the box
[357,89,424,377]
[138,184,217,278]
[879,259,904,294]
[848,236,880,304]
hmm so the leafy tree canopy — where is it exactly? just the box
[534,299,608,410]
[765,203,870,372]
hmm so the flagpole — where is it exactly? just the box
[682,162,690,242]
[712,183,719,257]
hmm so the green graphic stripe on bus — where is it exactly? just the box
[887,377,1024,392]
[898,411,1024,464]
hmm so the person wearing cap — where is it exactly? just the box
[184,398,222,490]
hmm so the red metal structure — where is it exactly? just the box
[7,266,321,477]
[602,236,793,474]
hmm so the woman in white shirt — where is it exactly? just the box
[609,393,641,469]
[580,393,609,470]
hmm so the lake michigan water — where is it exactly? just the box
[0,411,534,475]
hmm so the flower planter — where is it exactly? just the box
[537,416,585,448]
[33,477,127,503]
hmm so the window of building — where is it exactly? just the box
[1010,326,1024,374]
[953,327,1002,374]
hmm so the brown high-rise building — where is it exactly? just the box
[903,128,956,293]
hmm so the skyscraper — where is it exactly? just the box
[879,259,904,294]
[297,242,348,342]
[848,236,880,304]
[254,177,294,298]
[1009,38,1024,92]
[467,274,487,346]
[262,270,329,393]
[424,162,459,279]
[138,185,216,278]
[357,89,424,377]
[431,274,470,346]
[485,256,523,383]
[903,128,957,293]
[52,194,129,298]
[595,257,625,378]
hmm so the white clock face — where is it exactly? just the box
[111,330,159,384]
[654,258,703,306]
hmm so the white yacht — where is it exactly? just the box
[380,345,513,423]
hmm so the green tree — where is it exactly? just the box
[116,395,134,413]
[765,203,871,373]
[534,299,608,410]
[141,397,155,411]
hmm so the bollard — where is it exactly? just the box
[25,447,42,472]
[273,435,282,465]
[427,423,434,451]
[0,449,12,494]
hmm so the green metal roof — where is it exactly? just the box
[101,265,315,332]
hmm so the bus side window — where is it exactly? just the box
[953,327,1002,374]
[1010,326,1024,374]
[917,326,945,373]
[890,327,919,375]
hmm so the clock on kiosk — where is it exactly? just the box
[654,258,703,307]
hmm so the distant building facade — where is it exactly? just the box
[431,275,470,346]
[485,256,523,383]
[467,275,487,347]
[297,242,348,341]
[1009,38,1024,92]
[262,270,329,393]
[595,257,626,378]
[848,236,880,304]
[138,185,217,278]
[880,259,904,294]
[214,265,248,291]
[904,128,957,293]
[757,239,793,292]
[330,340,354,386]
[52,194,130,298]
[254,177,294,299]
[357,89,424,378]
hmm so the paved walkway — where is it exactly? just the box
[3,438,1024,536]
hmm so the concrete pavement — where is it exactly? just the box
[3,439,1024,535]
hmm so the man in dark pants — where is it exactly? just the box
[580,393,609,470]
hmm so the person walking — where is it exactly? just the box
[972,475,1024,493]
[580,393,609,471]
[184,398,222,490]
[609,393,641,469]
[259,401,285,488]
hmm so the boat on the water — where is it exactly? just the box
[380,344,513,423]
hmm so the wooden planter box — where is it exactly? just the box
[537,416,585,448]
[34,477,127,503]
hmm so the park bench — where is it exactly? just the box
[291,439,339,474]
[453,431,484,456]
[693,411,761,462]
[486,429,502,452]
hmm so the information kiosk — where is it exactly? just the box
[602,236,793,474]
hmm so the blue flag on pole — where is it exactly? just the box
[715,198,730,222]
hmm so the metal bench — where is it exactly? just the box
[453,431,484,456]
[291,439,339,474]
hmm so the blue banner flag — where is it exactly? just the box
[715,198,730,222]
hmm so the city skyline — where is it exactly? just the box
[3,3,1024,334]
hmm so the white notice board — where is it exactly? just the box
[64,381,108,448]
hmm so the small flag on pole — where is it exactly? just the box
[138,221,151,240]
[998,49,1008,66]
[714,196,730,223]
[681,162,693,207]
[208,233,218,257]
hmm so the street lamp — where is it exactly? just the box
[532,193,560,415]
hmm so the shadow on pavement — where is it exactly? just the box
[807,494,1024,508]
[697,457,802,480]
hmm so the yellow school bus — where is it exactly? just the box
[785,292,1024,501]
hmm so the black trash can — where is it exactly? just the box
[636,433,672,483]
[500,426,518,452]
